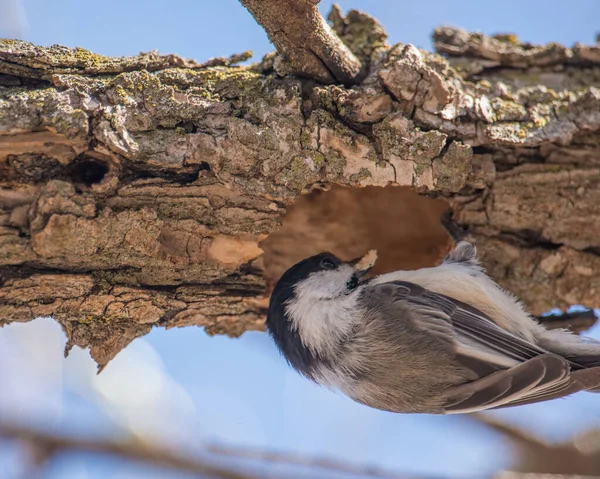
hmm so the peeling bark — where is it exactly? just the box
[1,9,599,368]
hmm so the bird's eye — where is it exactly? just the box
[320,258,336,269]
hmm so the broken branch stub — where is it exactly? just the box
[239,0,363,84]
[1,7,600,369]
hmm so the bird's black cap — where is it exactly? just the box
[266,252,341,377]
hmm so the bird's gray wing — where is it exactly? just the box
[370,280,574,412]
[383,280,552,365]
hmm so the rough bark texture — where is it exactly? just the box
[1,9,600,368]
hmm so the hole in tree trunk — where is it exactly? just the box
[69,155,109,185]
[261,185,454,291]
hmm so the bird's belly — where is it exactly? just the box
[315,362,467,415]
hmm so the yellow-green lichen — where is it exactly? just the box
[492,33,520,45]
[335,9,388,59]
[411,130,447,163]
[311,151,326,169]
[491,98,528,122]
[156,67,264,102]
[349,167,372,183]
[71,47,110,67]
[414,161,429,176]
[527,87,559,105]
[276,156,322,190]
[366,149,379,163]
[432,141,472,192]
[47,108,88,136]
[300,129,314,149]
[324,150,347,178]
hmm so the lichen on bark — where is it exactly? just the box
[1,8,599,369]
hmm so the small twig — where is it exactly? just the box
[239,0,363,84]
[199,51,254,68]
[0,422,259,479]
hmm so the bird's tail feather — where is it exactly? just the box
[535,327,600,368]
[571,366,600,392]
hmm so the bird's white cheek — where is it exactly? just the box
[285,297,359,356]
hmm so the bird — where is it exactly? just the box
[266,242,600,414]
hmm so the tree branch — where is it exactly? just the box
[207,443,418,479]
[0,422,423,479]
[434,26,600,69]
[0,39,251,82]
[239,0,363,84]
[471,413,600,476]
[2,7,600,368]
[537,309,598,334]
[433,26,600,88]
[0,422,260,479]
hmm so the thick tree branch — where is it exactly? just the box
[1,6,600,367]
[239,0,363,84]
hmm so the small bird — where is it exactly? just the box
[266,242,600,414]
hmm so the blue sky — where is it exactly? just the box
[2,1,599,59]
[1,1,600,478]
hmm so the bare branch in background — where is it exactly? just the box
[239,0,363,84]
[536,309,598,334]
[0,422,260,479]
[207,443,420,479]
[471,413,600,476]
[0,422,428,479]
[494,473,590,479]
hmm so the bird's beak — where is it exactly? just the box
[347,256,373,279]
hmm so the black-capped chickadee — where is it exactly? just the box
[266,242,600,414]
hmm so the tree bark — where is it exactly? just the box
[1,8,599,368]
